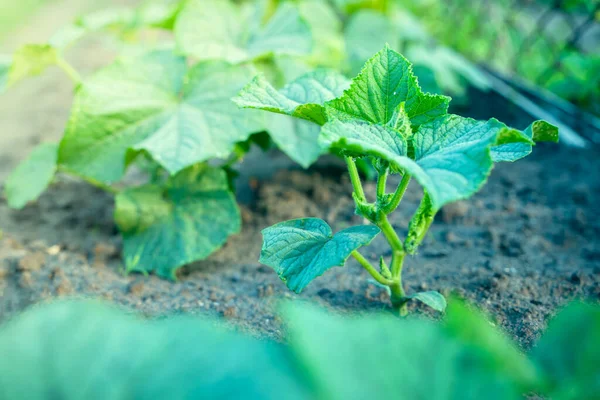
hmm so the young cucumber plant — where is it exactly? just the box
[2,0,316,279]
[235,45,559,315]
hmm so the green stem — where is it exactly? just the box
[345,156,366,202]
[376,168,388,199]
[378,216,404,260]
[351,250,394,286]
[390,281,408,317]
[56,56,82,84]
[385,174,411,213]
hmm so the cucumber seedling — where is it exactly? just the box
[235,45,559,315]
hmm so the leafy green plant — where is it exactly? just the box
[2,0,319,279]
[235,46,559,314]
[0,298,597,399]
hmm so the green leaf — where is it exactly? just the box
[407,291,446,312]
[0,300,313,400]
[404,192,435,254]
[59,51,263,183]
[4,143,58,209]
[320,115,503,210]
[491,120,559,163]
[445,300,541,392]
[114,165,240,279]
[325,45,451,129]
[175,0,311,63]
[234,69,351,125]
[532,303,600,400]
[266,115,324,168]
[285,303,522,400]
[259,218,380,293]
[7,44,58,87]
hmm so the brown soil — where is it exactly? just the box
[1,0,599,349]
[1,143,599,348]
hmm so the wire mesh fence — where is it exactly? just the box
[405,0,600,118]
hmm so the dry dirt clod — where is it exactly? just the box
[94,242,118,260]
[440,201,469,223]
[222,306,237,318]
[128,282,145,296]
[17,252,46,272]
[19,272,34,288]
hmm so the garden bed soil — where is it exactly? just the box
[1,0,599,349]
[1,142,599,348]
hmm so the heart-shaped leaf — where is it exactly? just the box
[259,218,380,293]
[59,51,263,183]
[114,164,240,279]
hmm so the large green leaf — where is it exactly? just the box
[175,0,311,63]
[259,218,380,293]
[59,51,263,183]
[326,45,451,129]
[4,143,58,209]
[114,165,240,279]
[234,69,351,125]
[266,115,324,168]
[320,115,504,210]
[491,120,559,162]
[285,303,522,400]
[0,300,313,400]
[531,303,600,400]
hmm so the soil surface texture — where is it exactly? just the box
[1,142,599,348]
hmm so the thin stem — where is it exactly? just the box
[376,168,388,199]
[378,216,404,258]
[345,156,366,202]
[56,56,82,84]
[351,250,394,286]
[385,174,411,213]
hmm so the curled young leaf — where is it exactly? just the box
[114,165,240,279]
[259,218,380,293]
[491,120,559,162]
[405,192,435,254]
